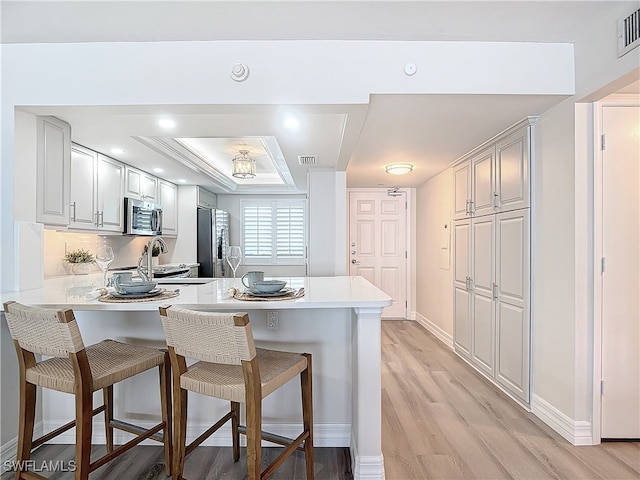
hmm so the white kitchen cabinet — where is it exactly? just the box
[69,144,98,229]
[452,118,534,220]
[125,166,158,203]
[196,186,217,209]
[495,128,530,213]
[494,209,530,401]
[453,161,472,220]
[36,116,71,226]
[158,179,178,236]
[69,145,124,232]
[453,218,472,359]
[96,154,125,232]
[452,210,530,405]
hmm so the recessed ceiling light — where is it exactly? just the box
[283,116,299,129]
[158,118,176,129]
[153,168,164,173]
[110,148,124,155]
[177,179,187,183]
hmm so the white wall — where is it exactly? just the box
[308,170,347,276]
[415,169,454,345]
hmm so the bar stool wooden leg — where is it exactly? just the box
[16,381,36,480]
[74,351,93,480]
[231,402,240,462]
[103,386,114,453]
[243,358,262,480]
[301,354,314,480]
[173,387,188,480]
[159,354,172,476]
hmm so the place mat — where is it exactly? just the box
[98,289,180,303]
[230,287,305,302]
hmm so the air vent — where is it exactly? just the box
[298,155,317,165]
[618,7,640,57]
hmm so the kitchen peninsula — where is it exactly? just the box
[0,275,391,480]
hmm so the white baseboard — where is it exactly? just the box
[415,312,454,349]
[41,420,350,447]
[1,422,43,464]
[530,394,594,445]
[350,436,385,480]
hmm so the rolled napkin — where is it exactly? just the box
[225,287,238,299]
[85,287,114,300]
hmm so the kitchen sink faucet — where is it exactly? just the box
[137,237,168,281]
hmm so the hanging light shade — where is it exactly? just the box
[385,163,414,175]
[232,149,256,178]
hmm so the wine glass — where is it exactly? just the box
[226,246,242,281]
[95,245,115,287]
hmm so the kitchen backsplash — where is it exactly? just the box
[44,230,176,278]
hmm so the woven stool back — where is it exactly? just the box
[160,307,255,365]
[3,301,85,357]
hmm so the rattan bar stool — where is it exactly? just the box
[159,306,314,480]
[3,301,172,480]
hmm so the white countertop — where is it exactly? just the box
[0,274,392,312]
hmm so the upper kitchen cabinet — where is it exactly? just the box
[69,144,124,233]
[36,116,71,226]
[452,117,535,220]
[124,166,158,203]
[196,186,217,209]
[97,154,125,232]
[158,179,178,236]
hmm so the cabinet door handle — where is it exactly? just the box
[494,192,499,209]
[70,202,76,222]
[469,200,474,215]
[95,211,100,227]
[99,211,104,227]
[465,200,470,216]
[493,283,498,299]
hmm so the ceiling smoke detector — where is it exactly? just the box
[298,155,317,166]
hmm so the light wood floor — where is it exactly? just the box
[3,320,638,479]
[382,321,640,480]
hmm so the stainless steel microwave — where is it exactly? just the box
[124,197,163,235]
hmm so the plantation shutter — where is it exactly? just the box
[276,204,305,258]
[243,205,272,258]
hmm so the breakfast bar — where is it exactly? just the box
[0,275,392,480]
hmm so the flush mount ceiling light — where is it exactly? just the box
[232,149,256,178]
[385,163,414,175]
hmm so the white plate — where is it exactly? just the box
[246,287,296,298]
[109,288,164,299]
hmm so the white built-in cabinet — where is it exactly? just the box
[125,166,158,203]
[158,179,178,236]
[36,116,71,226]
[452,117,534,405]
[69,145,125,232]
[453,118,533,220]
[196,186,217,209]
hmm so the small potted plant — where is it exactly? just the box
[64,248,95,275]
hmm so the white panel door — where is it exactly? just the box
[349,191,407,319]
[494,209,530,403]
[453,219,472,358]
[601,105,640,438]
[471,216,495,375]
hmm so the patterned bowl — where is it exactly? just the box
[118,281,158,294]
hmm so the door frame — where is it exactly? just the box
[347,187,415,320]
[592,94,640,442]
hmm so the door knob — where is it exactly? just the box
[351,259,360,265]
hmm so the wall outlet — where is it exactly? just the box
[266,311,279,330]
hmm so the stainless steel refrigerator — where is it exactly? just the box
[197,208,230,277]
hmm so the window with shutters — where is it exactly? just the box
[241,200,307,265]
